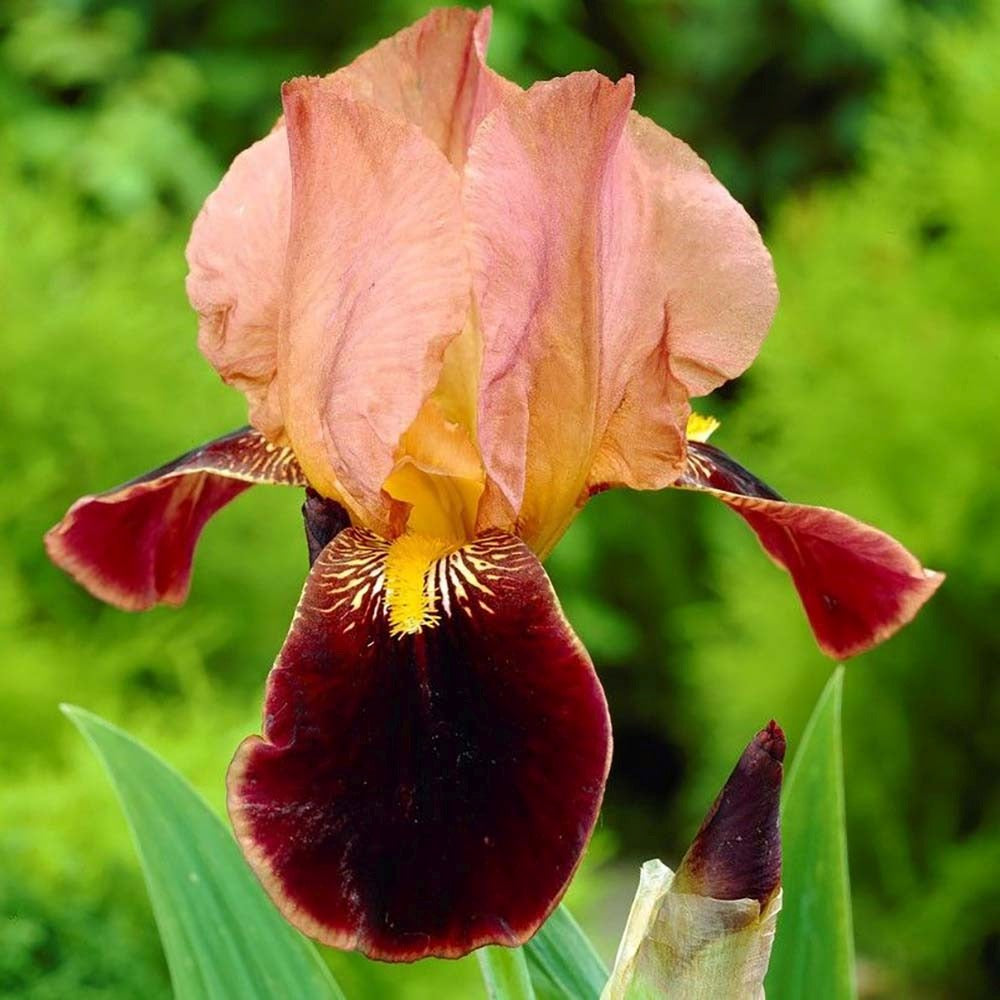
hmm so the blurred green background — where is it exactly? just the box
[1,0,998,997]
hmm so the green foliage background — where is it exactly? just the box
[1,1,996,997]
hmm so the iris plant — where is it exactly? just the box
[46,8,941,963]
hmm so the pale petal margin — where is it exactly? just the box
[45,428,305,611]
[465,72,776,555]
[678,441,944,658]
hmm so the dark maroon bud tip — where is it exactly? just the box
[758,720,786,763]
[673,722,783,907]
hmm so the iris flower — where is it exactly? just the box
[46,8,941,962]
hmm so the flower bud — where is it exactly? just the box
[603,723,784,1000]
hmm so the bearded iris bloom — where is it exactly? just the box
[46,8,942,963]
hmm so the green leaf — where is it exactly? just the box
[765,666,857,1000]
[477,945,537,1000]
[61,705,344,1000]
[524,905,608,1000]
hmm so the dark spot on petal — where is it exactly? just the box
[301,488,350,565]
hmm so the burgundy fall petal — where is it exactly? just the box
[228,529,611,962]
[45,428,306,611]
[679,441,944,659]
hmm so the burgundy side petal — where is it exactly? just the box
[45,428,306,611]
[228,529,611,962]
[678,441,944,659]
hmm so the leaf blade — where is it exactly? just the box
[765,666,857,1000]
[62,704,344,1000]
[524,904,608,1000]
[477,946,537,1000]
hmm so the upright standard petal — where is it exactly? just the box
[278,79,469,532]
[466,72,777,556]
[45,429,306,611]
[589,113,778,498]
[186,8,515,444]
[679,441,944,659]
[228,529,610,961]
[332,6,517,168]
[186,130,290,439]
[603,724,784,1000]
[465,72,636,553]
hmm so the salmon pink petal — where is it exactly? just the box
[590,113,778,497]
[278,78,469,531]
[185,130,289,439]
[228,529,610,961]
[45,428,306,611]
[465,72,635,553]
[465,72,776,556]
[185,9,514,442]
[623,112,778,399]
[679,442,944,659]
[332,6,517,168]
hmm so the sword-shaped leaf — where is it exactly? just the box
[62,705,344,1000]
[525,905,608,1000]
[765,667,857,999]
